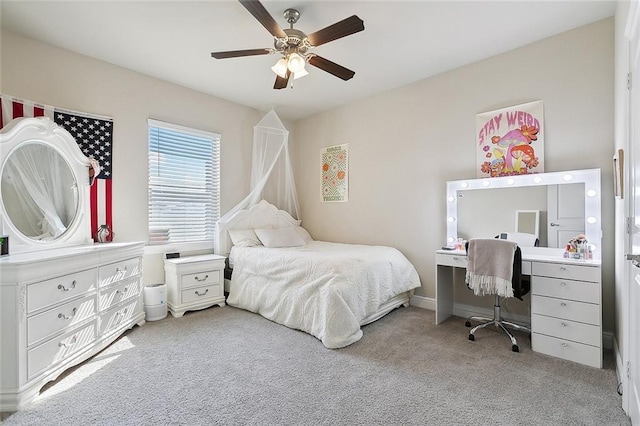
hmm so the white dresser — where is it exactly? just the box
[164,254,226,317]
[0,242,145,411]
[435,249,602,368]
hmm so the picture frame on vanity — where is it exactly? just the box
[613,148,624,199]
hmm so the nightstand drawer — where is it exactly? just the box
[181,284,222,304]
[531,295,600,325]
[435,253,467,268]
[181,269,221,289]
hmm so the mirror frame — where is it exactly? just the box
[0,117,93,254]
[446,168,602,260]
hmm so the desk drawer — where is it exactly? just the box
[531,276,600,304]
[531,313,601,347]
[531,295,600,325]
[532,332,602,368]
[435,253,467,268]
[532,262,600,282]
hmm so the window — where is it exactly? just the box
[148,119,220,246]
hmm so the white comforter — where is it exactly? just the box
[226,241,421,349]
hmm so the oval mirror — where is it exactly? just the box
[1,141,78,240]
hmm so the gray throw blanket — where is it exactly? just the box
[465,238,517,298]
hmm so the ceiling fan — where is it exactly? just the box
[211,0,365,90]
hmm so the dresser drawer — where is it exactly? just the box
[531,262,600,282]
[532,332,602,368]
[531,295,600,325]
[99,298,140,335]
[27,295,96,346]
[27,321,97,380]
[531,276,600,304]
[181,283,222,304]
[531,313,601,347]
[27,269,97,314]
[181,269,221,290]
[99,257,141,287]
[98,277,141,311]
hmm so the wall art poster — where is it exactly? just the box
[321,144,348,202]
[476,100,544,178]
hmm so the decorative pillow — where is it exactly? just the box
[255,227,306,248]
[228,229,262,248]
[293,226,313,243]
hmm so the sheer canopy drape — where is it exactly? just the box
[215,110,299,253]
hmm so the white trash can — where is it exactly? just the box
[143,284,167,321]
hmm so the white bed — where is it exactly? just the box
[217,200,422,349]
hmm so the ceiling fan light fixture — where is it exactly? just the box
[271,57,288,78]
[293,68,309,80]
[287,52,306,73]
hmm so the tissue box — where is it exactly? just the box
[0,235,8,256]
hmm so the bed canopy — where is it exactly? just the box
[215,110,300,254]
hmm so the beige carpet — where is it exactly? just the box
[2,305,631,425]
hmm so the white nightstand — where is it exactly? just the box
[164,254,226,318]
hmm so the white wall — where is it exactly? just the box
[294,19,616,331]
[1,30,263,284]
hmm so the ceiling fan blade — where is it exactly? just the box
[307,15,364,47]
[211,48,271,59]
[308,55,355,81]
[239,0,286,38]
[274,70,291,90]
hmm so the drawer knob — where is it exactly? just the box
[58,307,78,320]
[195,289,209,296]
[57,280,77,292]
[58,335,77,348]
[116,266,128,273]
[560,302,567,307]
[560,266,567,271]
[194,275,209,282]
[116,288,129,298]
[561,322,567,327]
[560,281,567,286]
[561,342,568,348]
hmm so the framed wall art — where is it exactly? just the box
[321,144,348,202]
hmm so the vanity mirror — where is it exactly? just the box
[446,168,601,260]
[0,117,93,253]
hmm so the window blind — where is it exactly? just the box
[148,119,220,245]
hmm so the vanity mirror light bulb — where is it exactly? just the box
[586,189,597,197]
[563,174,573,181]
[482,180,490,187]
[533,176,543,183]
[586,216,597,224]
[507,178,515,185]
[447,237,455,243]
[460,182,469,188]
[447,217,455,223]
[447,196,455,202]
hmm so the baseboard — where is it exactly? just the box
[409,297,613,350]
[409,294,435,310]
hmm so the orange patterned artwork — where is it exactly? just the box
[476,100,544,178]
[321,144,348,202]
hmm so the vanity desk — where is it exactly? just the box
[435,247,602,368]
[441,168,603,368]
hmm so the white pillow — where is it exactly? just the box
[228,229,262,247]
[294,226,313,243]
[255,227,306,248]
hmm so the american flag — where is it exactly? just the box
[0,95,114,238]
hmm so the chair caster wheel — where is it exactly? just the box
[468,334,475,341]
[465,321,471,327]
[512,345,519,352]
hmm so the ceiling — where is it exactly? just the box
[1,1,617,121]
